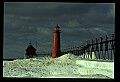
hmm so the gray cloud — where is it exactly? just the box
[4,2,115,59]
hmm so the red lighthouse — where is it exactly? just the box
[52,24,61,58]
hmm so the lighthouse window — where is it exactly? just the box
[55,28,59,30]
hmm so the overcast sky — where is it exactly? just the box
[3,2,115,59]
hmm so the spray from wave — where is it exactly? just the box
[3,53,114,78]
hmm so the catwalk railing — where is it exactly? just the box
[36,52,50,57]
[61,34,115,60]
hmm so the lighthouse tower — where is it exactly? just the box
[52,24,61,58]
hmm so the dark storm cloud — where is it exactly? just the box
[4,2,115,59]
[4,3,115,30]
[5,3,91,17]
[5,3,114,23]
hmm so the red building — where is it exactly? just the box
[25,42,36,58]
[52,24,61,58]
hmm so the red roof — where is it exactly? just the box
[26,42,36,51]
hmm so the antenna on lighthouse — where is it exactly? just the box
[36,41,37,52]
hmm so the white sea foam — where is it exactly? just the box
[3,53,114,78]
